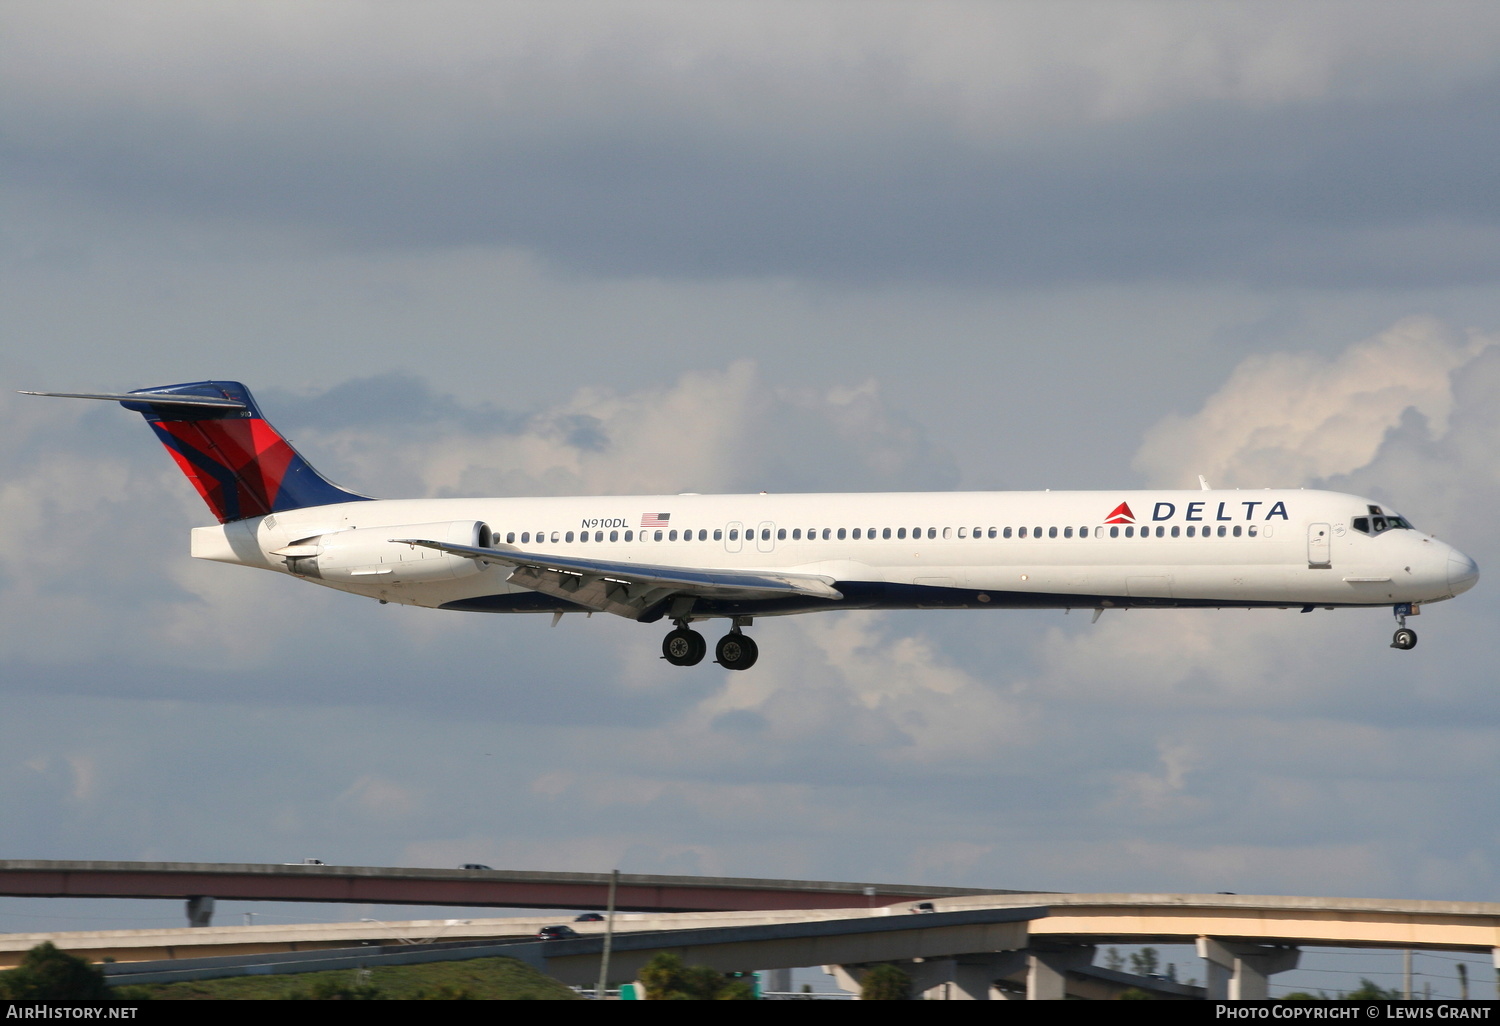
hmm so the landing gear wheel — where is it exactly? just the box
[715,632,759,671]
[1391,628,1418,651]
[662,628,706,666]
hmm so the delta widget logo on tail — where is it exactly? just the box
[1104,502,1135,524]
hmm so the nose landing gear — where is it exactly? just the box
[1391,603,1418,650]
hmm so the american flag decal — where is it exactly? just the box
[640,512,671,528]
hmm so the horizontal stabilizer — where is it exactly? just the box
[19,390,247,409]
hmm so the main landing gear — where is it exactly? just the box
[715,629,758,671]
[1391,603,1418,651]
[661,621,758,670]
[662,625,707,666]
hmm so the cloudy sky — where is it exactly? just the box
[3,0,1500,992]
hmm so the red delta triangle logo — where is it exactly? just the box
[1104,502,1135,524]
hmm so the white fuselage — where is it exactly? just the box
[189,488,1478,618]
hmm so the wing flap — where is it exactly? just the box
[390,538,844,620]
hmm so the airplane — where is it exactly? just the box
[23,380,1480,669]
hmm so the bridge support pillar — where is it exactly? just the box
[1027,944,1096,1000]
[1197,937,1299,999]
[825,952,1026,1000]
[915,952,1027,999]
[185,895,214,928]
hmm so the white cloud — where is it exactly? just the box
[1134,317,1495,488]
[299,362,953,500]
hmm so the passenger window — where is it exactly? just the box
[1110,526,1119,538]
[1185,526,1195,537]
[729,529,738,541]
[1248,525,1257,537]
[1019,527,1028,539]
[1171,526,1179,538]
[714,529,722,541]
[565,531,575,543]
[852,528,861,540]
[625,530,634,541]
[1217,526,1226,537]
[1154,526,1162,538]
[837,528,847,540]
[517,532,526,544]
[668,530,677,541]
[925,527,935,539]
[898,527,907,539]
[958,527,968,539]
[1048,526,1057,539]
[1232,525,1241,537]
[1064,526,1073,538]
[1124,526,1134,538]
[579,531,589,543]
[1033,526,1041,538]
[777,528,786,540]
[792,529,801,540]
[654,530,663,541]
[1003,527,1012,539]
[883,528,892,539]
[867,527,876,539]
[823,528,832,540]
[988,528,997,539]
[610,530,619,542]
[942,527,952,539]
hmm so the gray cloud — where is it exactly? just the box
[4,3,1500,288]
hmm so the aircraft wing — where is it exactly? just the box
[390,538,844,620]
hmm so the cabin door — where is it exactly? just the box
[1307,523,1332,568]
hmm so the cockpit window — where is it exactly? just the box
[1352,514,1413,536]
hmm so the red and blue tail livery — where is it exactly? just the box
[23,381,368,523]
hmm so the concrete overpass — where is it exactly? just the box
[0,860,1016,919]
[11,890,1500,998]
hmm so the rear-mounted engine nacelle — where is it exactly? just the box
[280,521,492,585]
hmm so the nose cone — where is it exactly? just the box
[1449,550,1480,596]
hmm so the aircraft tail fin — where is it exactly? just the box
[22,381,370,523]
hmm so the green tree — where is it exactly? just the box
[860,963,911,1001]
[640,952,691,1000]
[1103,947,1125,971]
[682,965,730,1000]
[1344,978,1402,1000]
[0,942,112,1001]
[638,952,753,1000]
